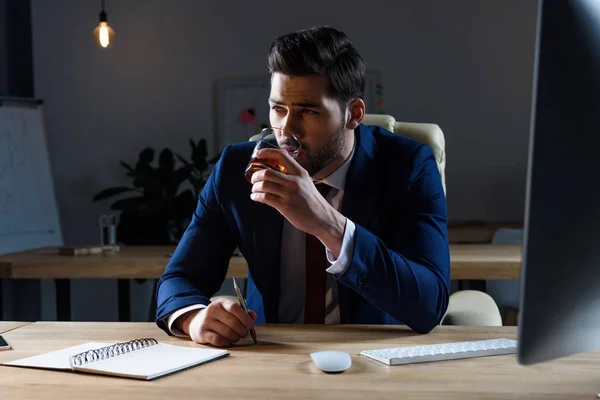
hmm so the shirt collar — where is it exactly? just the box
[313,137,356,191]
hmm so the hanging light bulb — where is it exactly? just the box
[93,0,115,48]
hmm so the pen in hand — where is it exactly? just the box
[233,278,257,344]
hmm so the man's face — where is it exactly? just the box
[268,73,348,176]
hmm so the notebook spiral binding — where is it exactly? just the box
[68,338,158,367]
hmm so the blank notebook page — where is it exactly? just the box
[3,342,111,370]
[73,343,228,380]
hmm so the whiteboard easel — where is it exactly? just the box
[0,97,63,254]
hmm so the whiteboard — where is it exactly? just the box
[214,76,271,154]
[0,98,63,254]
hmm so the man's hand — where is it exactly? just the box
[178,298,257,347]
[249,148,347,258]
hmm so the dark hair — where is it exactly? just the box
[267,26,366,108]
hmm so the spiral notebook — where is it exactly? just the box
[2,338,229,380]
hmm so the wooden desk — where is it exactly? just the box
[0,244,521,280]
[0,322,31,334]
[0,244,521,322]
[0,322,598,399]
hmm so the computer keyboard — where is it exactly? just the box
[360,338,518,365]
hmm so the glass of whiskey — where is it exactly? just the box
[245,127,301,182]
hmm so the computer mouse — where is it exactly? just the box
[310,350,352,373]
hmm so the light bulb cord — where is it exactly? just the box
[99,0,107,22]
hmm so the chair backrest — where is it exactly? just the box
[361,114,446,194]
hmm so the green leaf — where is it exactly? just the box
[159,148,175,171]
[120,162,135,174]
[92,187,135,202]
[175,153,192,166]
[133,159,158,189]
[174,164,194,187]
[197,138,207,155]
[110,196,145,211]
[188,175,201,186]
[139,147,155,164]
[191,139,208,171]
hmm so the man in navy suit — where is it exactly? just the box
[156,26,450,347]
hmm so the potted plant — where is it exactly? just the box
[92,138,219,245]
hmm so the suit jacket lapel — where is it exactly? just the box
[341,124,379,232]
[338,124,380,323]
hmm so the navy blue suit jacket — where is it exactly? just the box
[156,124,450,334]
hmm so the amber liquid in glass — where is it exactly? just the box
[245,157,286,182]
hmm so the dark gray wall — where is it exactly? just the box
[0,0,8,94]
[29,0,538,248]
[21,0,539,321]
[4,0,33,97]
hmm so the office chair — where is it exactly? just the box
[360,114,446,194]
[441,290,503,326]
[361,114,501,326]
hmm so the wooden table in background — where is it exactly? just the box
[449,244,521,279]
[447,220,523,244]
[0,244,522,321]
[0,244,521,280]
[0,246,245,322]
[0,321,598,399]
[0,322,31,334]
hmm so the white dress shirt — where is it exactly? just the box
[166,144,357,335]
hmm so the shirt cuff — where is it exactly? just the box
[326,218,356,276]
[166,304,207,337]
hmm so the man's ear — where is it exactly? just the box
[346,98,365,130]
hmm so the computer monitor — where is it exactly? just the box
[518,0,600,365]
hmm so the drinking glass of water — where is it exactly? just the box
[99,214,117,254]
